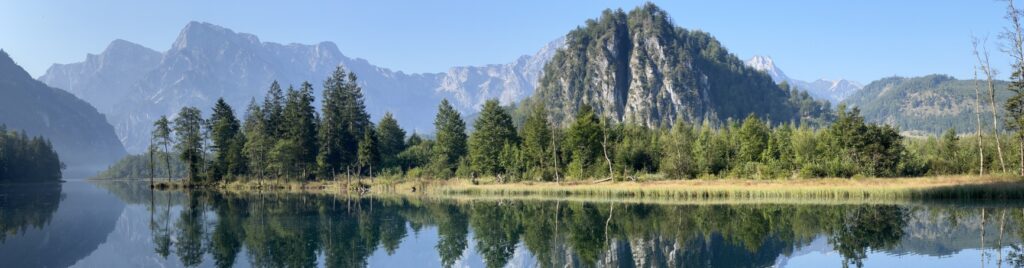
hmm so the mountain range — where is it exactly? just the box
[0,50,126,177]
[40,22,563,153]
[745,55,862,103]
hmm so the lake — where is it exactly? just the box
[0,180,1022,267]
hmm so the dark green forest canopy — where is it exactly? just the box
[0,125,62,182]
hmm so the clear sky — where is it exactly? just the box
[0,0,1013,84]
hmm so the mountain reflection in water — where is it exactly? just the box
[1,181,1023,268]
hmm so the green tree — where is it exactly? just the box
[661,121,696,178]
[565,104,604,179]
[469,100,519,177]
[280,83,318,180]
[209,98,244,180]
[173,106,204,182]
[376,112,406,171]
[431,99,467,178]
[520,102,552,180]
[263,81,286,138]
[738,114,770,164]
[152,116,173,180]
[242,99,271,179]
[318,67,371,177]
[357,128,380,176]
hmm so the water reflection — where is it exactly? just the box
[3,181,1024,267]
[0,181,124,267]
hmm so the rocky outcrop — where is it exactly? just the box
[534,4,811,127]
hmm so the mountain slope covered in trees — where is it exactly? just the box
[0,50,126,177]
[532,4,831,127]
[843,74,1011,135]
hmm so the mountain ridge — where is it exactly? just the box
[0,49,127,177]
[745,55,862,103]
[41,21,560,153]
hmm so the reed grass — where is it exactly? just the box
[150,174,1024,202]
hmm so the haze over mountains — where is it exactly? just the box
[0,50,126,177]
[745,55,863,103]
[41,22,563,153]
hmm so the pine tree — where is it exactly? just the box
[566,104,603,179]
[280,83,318,180]
[173,106,205,182]
[263,81,286,137]
[209,98,243,181]
[377,112,406,171]
[357,128,380,177]
[318,67,371,177]
[431,99,467,178]
[521,102,552,180]
[469,100,519,177]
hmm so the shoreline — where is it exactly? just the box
[124,174,1024,202]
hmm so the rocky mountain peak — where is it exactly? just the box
[172,21,260,51]
[746,55,788,83]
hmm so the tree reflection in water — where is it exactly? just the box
[126,187,1024,268]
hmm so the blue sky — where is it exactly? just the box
[0,0,1013,83]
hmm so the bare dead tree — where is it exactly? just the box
[974,37,1008,173]
[974,66,986,175]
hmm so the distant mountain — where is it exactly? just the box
[41,22,561,153]
[533,4,830,126]
[0,50,126,177]
[843,74,1010,135]
[745,55,862,103]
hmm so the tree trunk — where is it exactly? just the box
[974,37,1008,173]
[974,69,986,175]
[601,131,614,180]
[552,126,561,183]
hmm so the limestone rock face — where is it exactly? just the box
[535,4,803,127]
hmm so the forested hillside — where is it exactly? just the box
[844,74,1011,135]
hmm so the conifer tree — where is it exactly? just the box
[566,104,603,178]
[521,102,551,180]
[469,100,519,177]
[431,99,467,178]
[209,98,243,180]
[280,83,318,179]
[377,112,406,171]
[357,128,380,177]
[263,81,286,137]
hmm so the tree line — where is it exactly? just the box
[0,124,62,182]
[147,65,1014,184]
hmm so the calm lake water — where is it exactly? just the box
[1,181,1023,268]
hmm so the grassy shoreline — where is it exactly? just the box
[139,174,1024,202]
